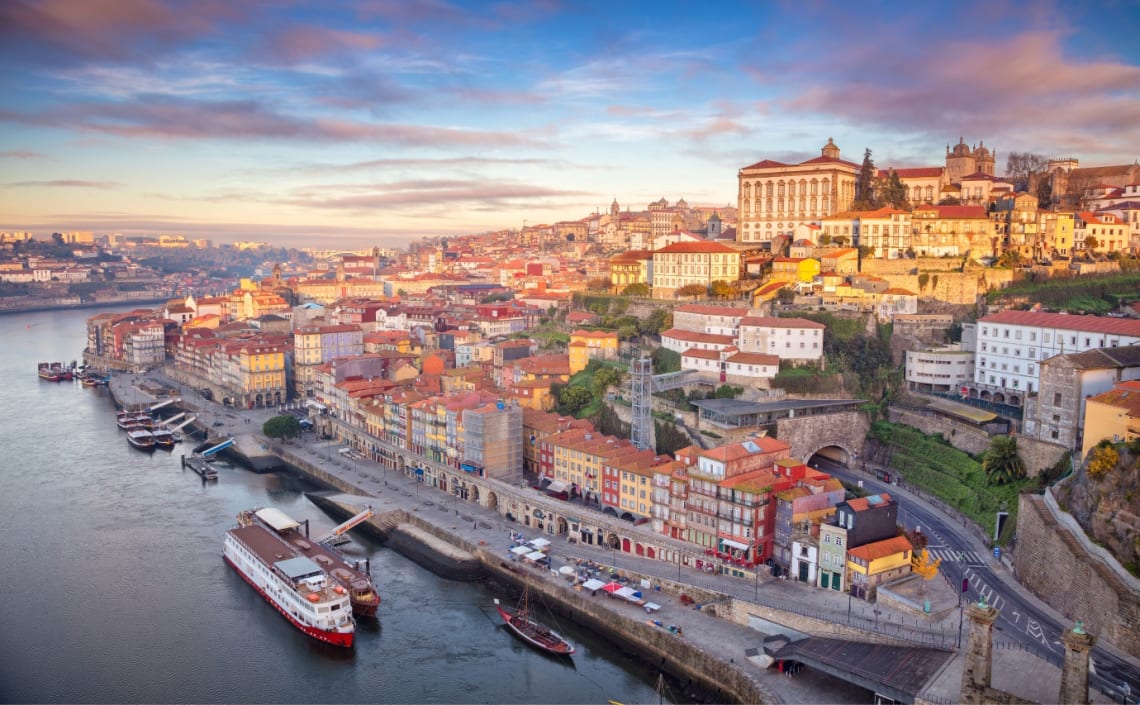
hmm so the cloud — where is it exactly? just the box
[0,150,45,160]
[0,97,544,147]
[773,29,1140,159]
[4,179,120,189]
[0,0,239,67]
[254,26,388,64]
[281,180,591,212]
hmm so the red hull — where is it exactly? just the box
[494,602,575,656]
[223,555,354,648]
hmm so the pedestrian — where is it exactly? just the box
[473,521,477,530]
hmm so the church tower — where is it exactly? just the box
[821,137,840,159]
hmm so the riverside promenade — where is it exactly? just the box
[112,370,965,704]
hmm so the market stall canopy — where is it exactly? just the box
[582,578,606,591]
[601,582,622,593]
[525,551,547,562]
[529,538,551,549]
[510,545,531,556]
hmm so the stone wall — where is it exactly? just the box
[721,599,929,648]
[1013,493,1140,658]
[857,260,1017,305]
[889,406,992,456]
[776,410,868,462]
[1013,436,1069,477]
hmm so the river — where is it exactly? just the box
[0,307,677,704]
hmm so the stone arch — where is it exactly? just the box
[556,517,568,536]
[1007,394,1021,407]
[647,546,656,560]
[993,392,1005,404]
[438,471,449,491]
[980,390,992,402]
[621,537,631,553]
[606,533,620,549]
[485,491,498,512]
[635,541,645,556]
[470,485,480,504]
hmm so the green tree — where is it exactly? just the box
[558,386,594,415]
[982,435,1026,485]
[621,282,650,297]
[880,169,910,210]
[713,384,744,398]
[654,420,690,456]
[853,148,878,210]
[263,415,302,440]
[1084,235,1100,252]
[651,347,681,374]
[638,308,672,336]
[593,366,624,396]
[586,277,612,292]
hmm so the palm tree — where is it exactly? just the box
[983,435,1026,485]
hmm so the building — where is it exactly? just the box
[910,205,995,257]
[1075,212,1129,255]
[1024,345,1140,452]
[944,138,996,183]
[736,315,826,364]
[1081,380,1140,459]
[672,304,749,336]
[972,312,1140,408]
[846,534,913,601]
[568,330,619,375]
[609,250,653,291]
[461,399,523,482]
[817,494,897,593]
[737,138,860,246]
[651,241,741,299]
[906,344,976,396]
[294,324,364,396]
[876,166,947,206]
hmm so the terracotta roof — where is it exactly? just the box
[682,348,722,360]
[739,316,826,329]
[1087,380,1140,416]
[844,493,892,512]
[741,159,790,170]
[674,304,750,317]
[726,352,780,366]
[848,535,913,563]
[979,311,1140,336]
[799,155,861,169]
[661,329,736,345]
[655,241,739,254]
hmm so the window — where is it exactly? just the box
[1054,392,1063,406]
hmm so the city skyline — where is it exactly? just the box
[2,0,1139,248]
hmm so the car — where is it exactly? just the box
[213,421,224,427]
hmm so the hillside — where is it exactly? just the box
[1054,444,1140,577]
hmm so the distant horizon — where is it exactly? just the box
[3,1,1138,246]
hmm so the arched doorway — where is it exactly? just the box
[606,534,620,550]
[556,517,568,535]
[621,537,630,553]
[635,542,645,556]
[808,445,851,469]
[471,485,480,504]
[486,491,499,512]
[439,472,449,491]
[647,546,656,559]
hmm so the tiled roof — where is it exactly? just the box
[848,535,913,562]
[741,159,790,169]
[726,352,780,366]
[739,316,826,329]
[682,348,722,360]
[844,493,892,512]
[674,304,750,317]
[661,329,736,345]
[979,311,1140,336]
[1087,380,1140,415]
[655,241,738,254]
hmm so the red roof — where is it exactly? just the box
[848,535,913,563]
[877,167,943,179]
[662,329,736,345]
[655,241,739,254]
[979,311,1140,336]
[742,159,790,169]
[739,316,826,329]
[726,352,779,366]
[799,155,861,169]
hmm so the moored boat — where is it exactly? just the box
[223,509,355,647]
[494,583,575,656]
[37,362,63,382]
[118,413,153,430]
[239,508,380,618]
[126,429,155,451]
[151,428,175,449]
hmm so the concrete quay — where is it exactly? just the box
[107,369,964,703]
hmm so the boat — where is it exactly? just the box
[493,583,575,656]
[126,428,155,451]
[37,362,65,382]
[239,508,380,618]
[117,413,153,430]
[151,428,176,449]
[223,508,356,647]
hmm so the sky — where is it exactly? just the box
[2,0,1139,249]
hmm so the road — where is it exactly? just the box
[814,456,1139,701]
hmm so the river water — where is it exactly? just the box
[0,308,676,704]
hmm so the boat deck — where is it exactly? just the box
[229,525,349,603]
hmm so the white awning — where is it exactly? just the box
[510,545,531,556]
[721,538,749,550]
[255,507,300,532]
[545,480,568,493]
[529,538,551,549]
[525,551,547,562]
[582,578,606,591]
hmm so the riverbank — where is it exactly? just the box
[0,296,169,316]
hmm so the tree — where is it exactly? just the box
[880,169,910,210]
[982,435,1026,485]
[558,386,594,416]
[263,414,302,440]
[593,366,624,396]
[1005,152,1049,188]
[1087,443,1119,478]
[621,282,650,297]
[819,233,832,246]
[676,283,707,299]
[651,347,681,374]
[709,280,735,299]
[910,548,942,596]
[853,148,878,210]
[654,420,691,456]
[638,308,672,336]
[1084,235,1100,253]
[937,196,961,206]
[833,235,849,247]
[586,277,611,292]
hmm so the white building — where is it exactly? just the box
[736,316,825,363]
[906,345,975,396]
[971,311,1140,407]
[672,304,749,336]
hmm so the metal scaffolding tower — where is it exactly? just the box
[628,358,698,451]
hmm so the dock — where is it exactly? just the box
[181,454,218,481]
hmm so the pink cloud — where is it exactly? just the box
[0,150,45,159]
[255,26,389,63]
[280,181,589,212]
[0,0,238,65]
[0,98,543,147]
[5,179,119,189]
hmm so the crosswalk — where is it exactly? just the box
[925,547,986,564]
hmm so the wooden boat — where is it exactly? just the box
[151,428,176,449]
[126,429,155,451]
[493,583,575,656]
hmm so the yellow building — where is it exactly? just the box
[609,250,653,291]
[1081,380,1140,459]
[770,256,820,284]
[236,342,287,408]
[1044,212,1075,258]
[846,534,913,600]
[568,329,620,374]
